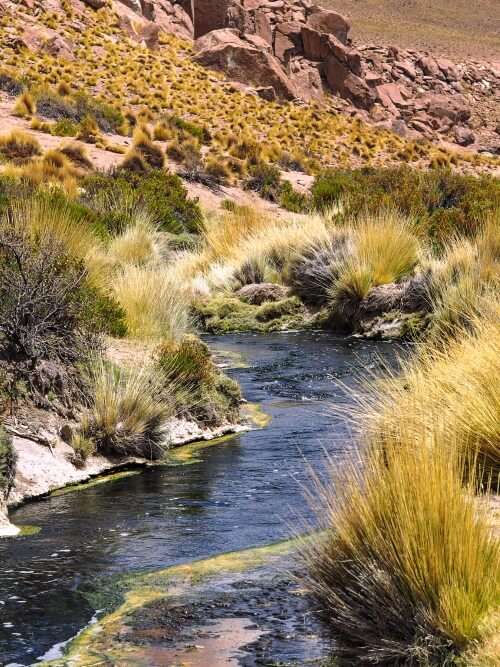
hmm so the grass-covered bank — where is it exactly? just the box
[0,168,243,528]
[303,305,500,665]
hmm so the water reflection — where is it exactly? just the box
[0,332,402,664]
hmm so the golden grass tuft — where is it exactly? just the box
[0,129,42,162]
[304,439,500,664]
[358,305,500,484]
[112,265,191,341]
[82,359,172,459]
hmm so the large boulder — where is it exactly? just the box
[235,282,289,305]
[194,28,297,99]
[326,58,375,109]
[193,0,231,38]
[306,5,350,44]
[426,93,471,123]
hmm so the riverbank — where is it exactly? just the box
[1,416,248,538]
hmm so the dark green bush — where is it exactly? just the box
[0,426,16,499]
[311,167,500,247]
[81,170,202,235]
[244,161,283,202]
[169,115,211,144]
[81,286,128,338]
[73,92,124,133]
[155,334,240,427]
[279,180,309,213]
[156,334,213,388]
[51,118,78,137]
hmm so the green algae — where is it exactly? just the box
[18,524,41,537]
[50,469,144,497]
[194,295,310,334]
[40,538,298,666]
[165,432,240,465]
[244,402,272,428]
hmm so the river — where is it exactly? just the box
[0,331,401,665]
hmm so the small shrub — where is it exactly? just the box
[278,180,309,213]
[13,91,36,117]
[0,130,41,162]
[132,128,164,169]
[51,118,79,137]
[73,92,124,133]
[168,115,211,144]
[0,71,24,96]
[244,161,282,202]
[156,335,213,388]
[82,361,171,459]
[35,90,78,121]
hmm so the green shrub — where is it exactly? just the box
[311,167,500,247]
[73,92,124,133]
[244,161,282,202]
[81,170,202,235]
[156,335,213,388]
[168,115,211,144]
[51,118,78,137]
[81,286,128,338]
[0,426,16,499]
[156,334,241,427]
[278,180,310,213]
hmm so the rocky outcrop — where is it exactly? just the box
[193,28,298,99]
[236,282,290,305]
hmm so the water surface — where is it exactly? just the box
[0,332,401,665]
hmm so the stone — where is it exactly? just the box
[235,283,289,305]
[394,59,416,79]
[194,29,297,99]
[326,58,375,109]
[119,0,142,13]
[436,57,459,81]
[274,21,303,61]
[255,9,273,44]
[82,0,106,8]
[426,93,471,123]
[306,5,350,44]
[193,0,230,38]
[376,83,405,113]
[417,55,440,77]
[290,59,323,101]
[454,125,475,146]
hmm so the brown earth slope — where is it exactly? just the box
[324,0,500,61]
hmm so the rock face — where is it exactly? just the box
[193,28,297,99]
[23,0,500,148]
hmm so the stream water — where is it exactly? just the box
[0,332,401,666]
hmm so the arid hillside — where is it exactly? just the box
[324,0,500,60]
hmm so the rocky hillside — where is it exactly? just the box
[0,0,497,173]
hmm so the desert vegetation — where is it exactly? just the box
[303,299,500,665]
[0,3,496,184]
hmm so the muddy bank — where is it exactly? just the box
[0,418,247,538]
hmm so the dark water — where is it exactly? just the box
[0,332,401,665]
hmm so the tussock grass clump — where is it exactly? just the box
[329,211,419,319]
[423,216,499,343]
[362,307,500,483]
[107,215,161,268]
[112,265,190,341]
[82,360,171,459]
[305,442,500,665]
[13,91,36,117]
[7,192,98,262]
[0,130,41,162]
[59,142,93,170]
